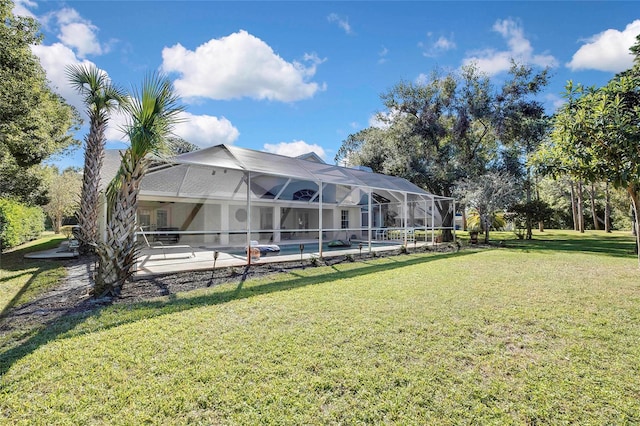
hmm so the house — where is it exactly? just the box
[100,144,454,260]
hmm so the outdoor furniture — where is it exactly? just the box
[154,227,180,244]
[138,227,195,259]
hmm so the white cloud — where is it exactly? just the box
[378,46,389,64]
[58,22,103,57]
[45,7,107,58]
[463,18,557,75]
[369,111,397,129]
[173,112,240,148]
[30,43,126,142]
[11,0,37,17]
[161,30,325,102]
[420,33,456,57]
[327,13,353,35]
[104,108,129,142]
[263,140,327,160]
[566,20,640,72]
[545,93,566,112]
[30,43,95,111]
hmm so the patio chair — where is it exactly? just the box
[138,226,195,259]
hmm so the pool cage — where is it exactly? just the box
[104,145,455,267]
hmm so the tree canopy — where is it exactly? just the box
[336,62,550,241]
[0,0,80,204]
[543,34,640,265]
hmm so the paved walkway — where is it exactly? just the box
[23,240,78,259]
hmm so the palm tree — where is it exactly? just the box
[94,74,183,296]
[66,64,124,253]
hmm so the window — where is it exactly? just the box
[138,209,151,228]
[341,210,349,229]
[293,189,316,201]
[156,209,168,228]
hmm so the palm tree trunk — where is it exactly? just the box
[95,152,146,296]
[77,119,106,253]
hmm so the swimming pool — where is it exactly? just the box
[225,240,400,257]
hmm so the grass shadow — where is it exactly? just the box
[0,249,477,376]
[502,232,637,258]
[0,237,70,317]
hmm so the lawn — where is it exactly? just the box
[0,234,68,317]
[1,230,639,424]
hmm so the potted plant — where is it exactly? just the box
[468,227,479,244]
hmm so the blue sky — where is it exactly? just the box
[12,1,640,169]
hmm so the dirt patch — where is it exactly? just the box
[0,244,460,336]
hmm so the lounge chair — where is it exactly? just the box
[138,227,195,259]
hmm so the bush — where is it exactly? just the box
[0,198,45,249]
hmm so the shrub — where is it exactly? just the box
[0,198,45,249]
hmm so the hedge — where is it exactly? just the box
[0,198,45,250]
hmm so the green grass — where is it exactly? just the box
[0,234,68,317]
[1,230,639,424]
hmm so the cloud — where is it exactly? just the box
[420,33,456,57]
[30,43,95,111]
[368,110,399,129]
[545,93,566,111]
[173,112,240,147]
[161,30,326,102]
[327,13,353,35]
[263,140,327,160]
[463,18,557,75]
[11,0,37,17]
[28,5,124,142]
[30,42,131,145]
[378,46,389,64]
[104,108,129,142]
[44,7,108,58]
[566,20,640,72]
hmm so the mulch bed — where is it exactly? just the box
[1,243,460,336]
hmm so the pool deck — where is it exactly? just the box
[22,238,434,277]
[134,240,430,277]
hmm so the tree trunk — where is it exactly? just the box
[484,215,490,244]
[461,205,467,231]
[570,180,578,231]
[605,182,611,233]
[54,216,62,234]
[627,187,640,268]
[525,166,532,239]
[77,120,107,254]
[534,174,544,232]
[590,182,599,230]
[577,180,585,233]
[436,199,454,242]
[95,153,146,297]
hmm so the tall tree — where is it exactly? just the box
[547,35,640,266]
[66,64,124,253]
[95,74,183,297]
[336,62,551,241]
[495,62,550,239]
[336,64,497,241]
[42,166,82,233]
[0,0,80,204]
[167,136,199,155]
[454,171,519,244]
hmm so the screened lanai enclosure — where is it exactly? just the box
[100,145,455,273]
